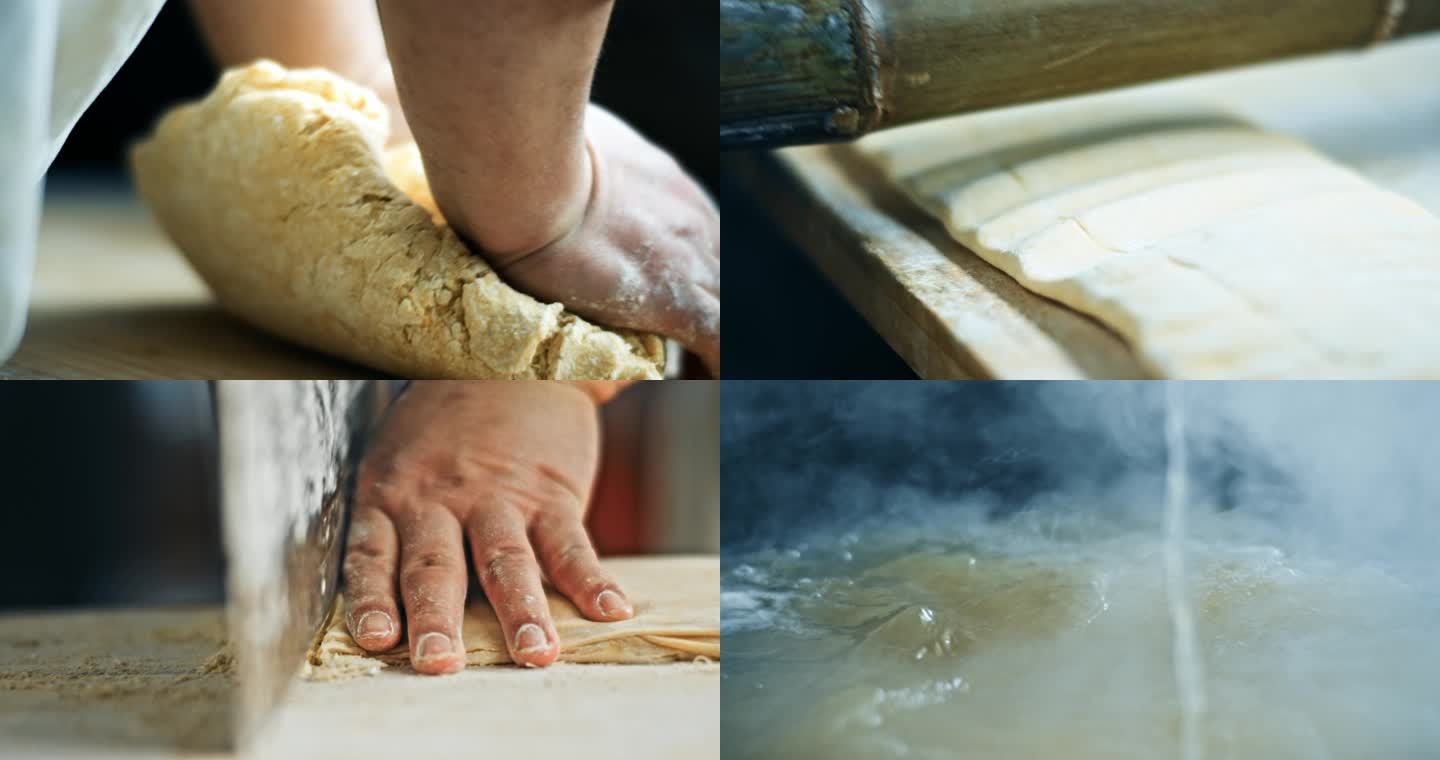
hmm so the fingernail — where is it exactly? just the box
[514,623,549,654]
[597,590,631,618]
[356,611,393,640]
[415,632,453,661]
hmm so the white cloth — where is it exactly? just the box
[0,0,167,362]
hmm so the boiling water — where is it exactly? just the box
[722,510,1440,759]
[1164,383,1205,760]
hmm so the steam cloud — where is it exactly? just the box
[722,381,1440,570]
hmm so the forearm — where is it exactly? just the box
[188,0,406,140]
[190,0,388,80]
[377,0,615,260]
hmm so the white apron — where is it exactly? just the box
[0,0,167,361]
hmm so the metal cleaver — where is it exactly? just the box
[214,380,394,749]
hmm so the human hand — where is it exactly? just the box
[341,381,634,674]
[489,106,720,375]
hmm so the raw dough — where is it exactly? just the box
[130,61,664,379]
[305,556,719,680]
[854,105,1440,378]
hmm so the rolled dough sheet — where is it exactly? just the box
[854,103,1440,379]
[131,61,664,380]
[306,556,719,680]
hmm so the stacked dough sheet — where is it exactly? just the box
[305,557,720,680]
[853,105,1440,378]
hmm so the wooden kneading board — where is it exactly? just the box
[2,194,377,380]
[730,36,1440,379]
[729,146,1148,379]
[0,605,718,759]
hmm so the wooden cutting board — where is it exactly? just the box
[727,146,1148,380]
[1,193,376,380]
[727,36,1440,379]
[0,602,718,758]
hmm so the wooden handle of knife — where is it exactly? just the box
[720,0,1440,150]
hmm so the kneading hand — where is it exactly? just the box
[341,380,633,674]
[490,106,720,376]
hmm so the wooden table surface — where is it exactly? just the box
[729,36,1440,379]
[2,192,375,380]
[728,145,1148,380]
[0,605,718,759]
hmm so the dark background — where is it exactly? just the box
[50,0,717,194]
[0,382,224,610]
[719,170,915,379]
[720,381,1290,550]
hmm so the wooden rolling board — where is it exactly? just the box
[0,606,233,758]
[0,558,719,758]
[264,662,718,760]
[731,36,1440,379]
[726,147,1148,379]
[1,192,376,380]
[0,606,718,759]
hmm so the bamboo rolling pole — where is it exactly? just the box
[720,0,1440,149]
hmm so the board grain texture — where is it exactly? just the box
[0,603,718,758]
[2,194,376,380]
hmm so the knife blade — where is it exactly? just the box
[215,380,389,748]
